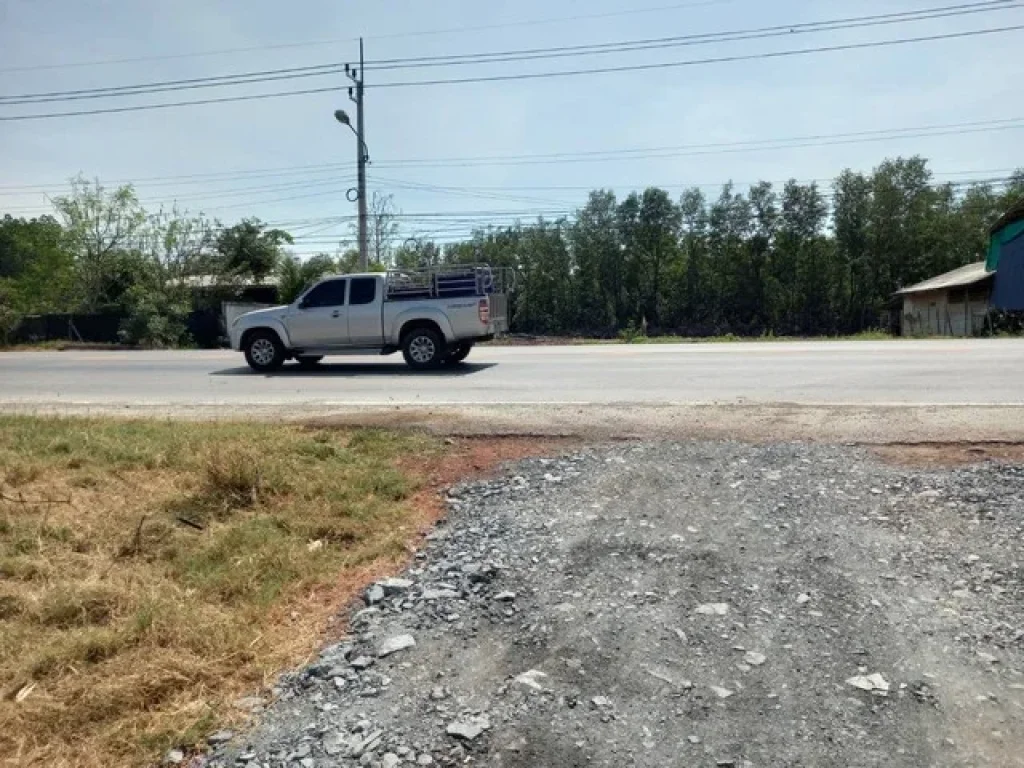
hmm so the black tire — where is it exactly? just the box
[402,327,446,370]
[445,342,473,365]
[296,355,324,369]
[243,330,286,372]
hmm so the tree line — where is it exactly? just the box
[2,157,1023,346]
[430,157,1024,337]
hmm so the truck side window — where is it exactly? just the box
[349,277,377,306]
[301,279,347,308]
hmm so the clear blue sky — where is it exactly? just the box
[1,0,1021,254]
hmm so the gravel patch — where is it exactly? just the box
[207,442,1024,768]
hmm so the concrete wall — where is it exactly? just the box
[901,289,989,337]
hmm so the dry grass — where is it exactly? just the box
[0,417,441,768]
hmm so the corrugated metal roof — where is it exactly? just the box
[896,261,992,295]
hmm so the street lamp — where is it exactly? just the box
[334,110,368,162]
[335,107,369,271]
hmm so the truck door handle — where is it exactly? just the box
[332,311,340,318]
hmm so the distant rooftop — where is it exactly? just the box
[169,274,281,288]
[896,261,992,295]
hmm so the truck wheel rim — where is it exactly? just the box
[251,339,276,366]
[409,336,436,363]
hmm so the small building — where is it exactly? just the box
[896,261,993,337]
[896,196,1024,337]
[986,197,1024,311]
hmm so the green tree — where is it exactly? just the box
[277,254,338,303]
[215,218,293,281]
[393,237,443,269]
[832,170,873,330]
[53,177,148,312]
[0,214,74,317]
[678,188,711,331]
[707,184,752,333]
[515,219,574,334]
[570,190,621,332]
[616,188,681,330]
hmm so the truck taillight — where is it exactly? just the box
[478,298,490,324]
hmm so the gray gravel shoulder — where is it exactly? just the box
[205,442,1024,768]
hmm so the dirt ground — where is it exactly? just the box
[872,442,1024,467]
[210,440,1024,768]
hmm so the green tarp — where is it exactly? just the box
[987,220,1024,271]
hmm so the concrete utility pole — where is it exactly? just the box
[338,38,369,271]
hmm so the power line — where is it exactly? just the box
[0,163,353,193]
[3,116,1019,194]
[2,23,1022,120]
[379,117,1024,163]
[0,63,348,105]
[0,0,739,75]
[367,24,1024,89]
[0,85,342,122]
[7,173,1017,229]
[372,168,1024,193]
[363,2,1022,70]
[371,175,577,208]
[372,119,1024,168]
[2,164,1018,217]
[3,2,1014,105]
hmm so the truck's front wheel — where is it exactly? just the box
[244,331,285,372]
[402,327,445,370]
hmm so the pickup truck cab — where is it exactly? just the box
[230,264,511,372]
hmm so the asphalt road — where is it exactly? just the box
[0,340,1021,408]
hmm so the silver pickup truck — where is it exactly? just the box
[230,264,511,371]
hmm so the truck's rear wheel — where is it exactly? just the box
[244,331,285,372]
[402,327,445,370]
[445,343,473,365]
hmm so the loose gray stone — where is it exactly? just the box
[351,655,375,670]
[206,730,234,745]
[163,748,185,765]
[322,731,345,756]
[351,729,383,757]
[421,588,460,601]
[446,716,491,741]
[743,651,767,666]
[381,577,414,595]
[381,754,402,768]
[494,591,517,602]
[377,634,416,658]
[695,603,729,616]
[514,669,548,691]
[846,673,890,694]
[364,584,385,605]
[288,743,310,759]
